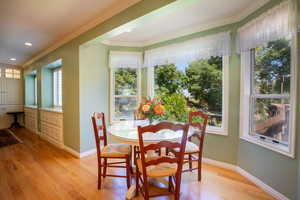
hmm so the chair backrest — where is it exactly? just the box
[137,122,189,174]
[91,112,108,158]
[188,110,208,151]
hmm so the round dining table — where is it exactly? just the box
[108,120,197,146]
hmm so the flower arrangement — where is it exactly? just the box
[137,98,165,124]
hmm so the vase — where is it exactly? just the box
[148,118,154,125]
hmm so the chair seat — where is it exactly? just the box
[175,141,199,153]
[101,143,131,158]
[137,156,178,178]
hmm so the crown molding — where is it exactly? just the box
[105,0,269,47]
[22,0,141,68]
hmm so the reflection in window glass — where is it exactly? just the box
[115,97,137,119]
[253,98,290,143]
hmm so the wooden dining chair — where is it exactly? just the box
[91,112,132,189]
[181,110,208,182]
[136,122,189,200]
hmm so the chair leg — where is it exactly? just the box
[103,158,107,178]
[198,154,202,182]
[174,176,181,200]
[168,176,172,192]
[143,174,150,200]
[135,168,139,197]
[188,154,192,172]
[98,158,102,190]
[126,156,131,189]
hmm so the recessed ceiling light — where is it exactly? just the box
[9,58,16,61]
[25,42,32,46]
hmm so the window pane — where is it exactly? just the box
[114,97,137,119]
[53,69,62,106]
[154,56,223,127]
[253,98,290,143]
[114,68,137,95]
[253,38,291,94]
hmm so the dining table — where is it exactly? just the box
[108,120,197,147]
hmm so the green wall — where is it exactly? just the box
[79,43,109,152]
[24,74,35,105]
[41,67,53,107]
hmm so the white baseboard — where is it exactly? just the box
[79,148,97,158]
[202,157,237,171]
[236,167,289,200]
[202,157,289,200]
[63,145,80,158]
[63,146,96,158]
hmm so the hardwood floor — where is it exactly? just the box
[0,128,275,200]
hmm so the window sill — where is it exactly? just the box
[240,136,294,158]
[24,105,38,109]
[40,107,63,114]
[206,128,228,136]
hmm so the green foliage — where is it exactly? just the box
[186,58,222,112]
[155,64,186,94]
[115,68,137,95]
[158,93,188,122]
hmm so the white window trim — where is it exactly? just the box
[110,68,141,123]
[239,36,297,158]
[147,56,229,136]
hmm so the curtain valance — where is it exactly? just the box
[237,0,298,53]
[109,51,143,68]
[144,31,231,67]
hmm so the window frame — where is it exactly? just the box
[52,67,62,108]
[110,67,141,123]
[240,36,297,158]
[147,56,229,136]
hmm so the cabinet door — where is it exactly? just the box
[0,77,7,104]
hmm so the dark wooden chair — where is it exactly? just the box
[136,122,189,200]
[91,112,132,189]
[181,111,208,181]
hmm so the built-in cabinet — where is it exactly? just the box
[24,106,38,133]
[40,109,63,147]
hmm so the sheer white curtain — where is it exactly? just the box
[237,0,298,53]
[109,51,143,68]
[144,31,231,67]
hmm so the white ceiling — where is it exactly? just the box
[0,0,140,65]
[104,0,269,46]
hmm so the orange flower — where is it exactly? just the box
[146,101,152,105]
[154,105,164,115]
[142,104,150,112]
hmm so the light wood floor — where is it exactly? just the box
[0,128,275,200]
